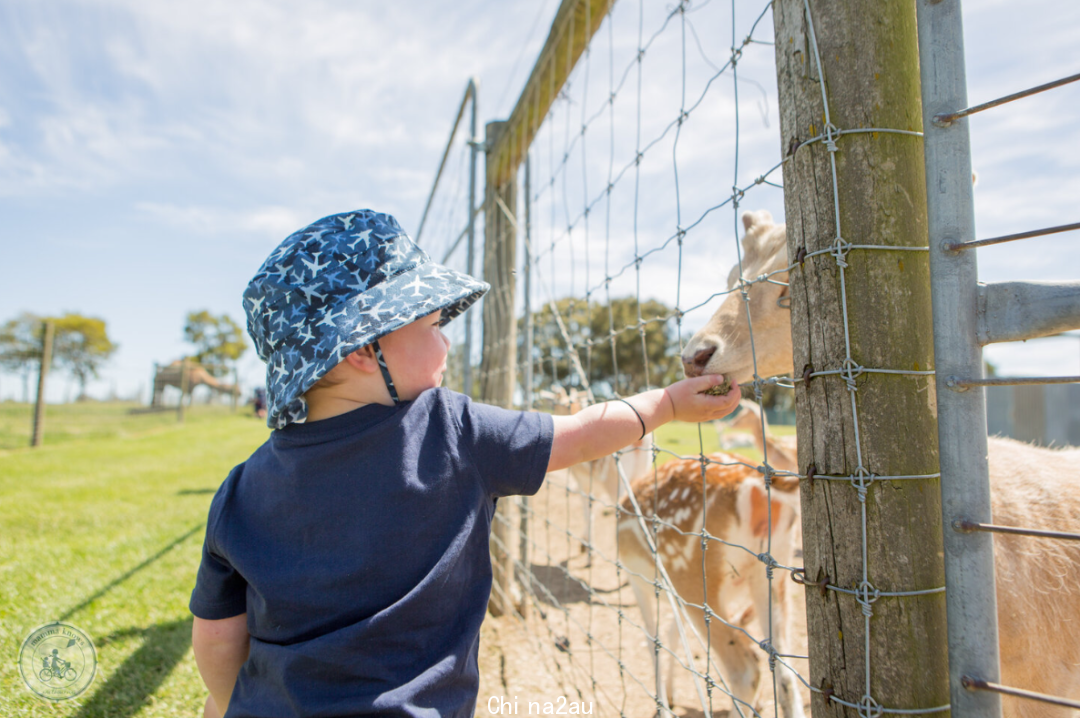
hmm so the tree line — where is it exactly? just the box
[0,310,246,402]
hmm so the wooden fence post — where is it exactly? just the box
[30,320,54,448]
[772,0,949,714]
[483,119,519,617]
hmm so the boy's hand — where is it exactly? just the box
[663,374,740,423]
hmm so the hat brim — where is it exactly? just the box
[266,263,489,429]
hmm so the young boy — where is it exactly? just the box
[189,210,739,718]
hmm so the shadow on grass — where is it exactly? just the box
[59,523,204,622]
[177,488,217,495]
[75,617,193,718]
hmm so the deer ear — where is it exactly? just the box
[741,210,774,232]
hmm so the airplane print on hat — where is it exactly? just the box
[243,210,489,429]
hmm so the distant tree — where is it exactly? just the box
[183,311,247,378]
[0,312,45,401]
[519,296,682,398]
[51,313,119,400]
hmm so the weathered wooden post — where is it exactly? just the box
[476,0,612,619]
[483,119,518,616]
[30,320,55,448]
[772,0,949,714]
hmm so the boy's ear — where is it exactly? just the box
[343,345,379,373]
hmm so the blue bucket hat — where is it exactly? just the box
[244,210,489,429]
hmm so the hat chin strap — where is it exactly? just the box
[371,339,400,404]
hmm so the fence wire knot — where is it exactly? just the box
[855,580,881,618]
[840,358,864,392]
[857,694,884,718]
[830,236,852,268]
[752,373,765,402]
[758,638,778,670]
[851,467,875,503]
[757,551,779,580]
[823,122,841,153]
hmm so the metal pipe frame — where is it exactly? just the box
[948,220,1080,251]
[415,79,478,244]
[916,2,1003,717]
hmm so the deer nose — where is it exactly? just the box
[683,345,716,378]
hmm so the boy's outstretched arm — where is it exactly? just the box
[547,374,740,473]
[192,614,250,718]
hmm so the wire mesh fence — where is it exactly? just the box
[419,2,816,716]
[417,0,1080,716]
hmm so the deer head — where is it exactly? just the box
[681,210,793,383]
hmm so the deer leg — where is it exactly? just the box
[698,610,760,717]
[748,557,805,718]
[628,570,672,714]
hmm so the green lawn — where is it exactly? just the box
[0,403,269,716]
[653,419,795,466]
[0,401,243,452]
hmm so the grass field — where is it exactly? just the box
[0,402,269,716]
[0,400,791,715]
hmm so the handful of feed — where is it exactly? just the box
[700,378,732,396]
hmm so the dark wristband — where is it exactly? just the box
[615,398,646,440]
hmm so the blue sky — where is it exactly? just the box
[1,0,1077,403]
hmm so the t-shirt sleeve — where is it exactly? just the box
[452,392,555,498]
[189,479,248,620]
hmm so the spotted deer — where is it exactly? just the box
[618,453,805,718]
[682,209,1080,718]
[546,386,657,554]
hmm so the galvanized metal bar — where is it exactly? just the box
[977,280,1080,345]
[415,79,477,244]
[954,520,1080,542]
[948,221,1080,250]
[934,71,1080,126]
[916,2,1003,717]
[949,375,1080,388]
[960,677,1080,711]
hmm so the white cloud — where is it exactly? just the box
[135,202,304,239]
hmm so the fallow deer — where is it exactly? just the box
[682,209,1080,718]
[617,453,806,718]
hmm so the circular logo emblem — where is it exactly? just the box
[18,622,97,701]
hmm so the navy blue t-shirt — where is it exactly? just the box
[189,388,554,718]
